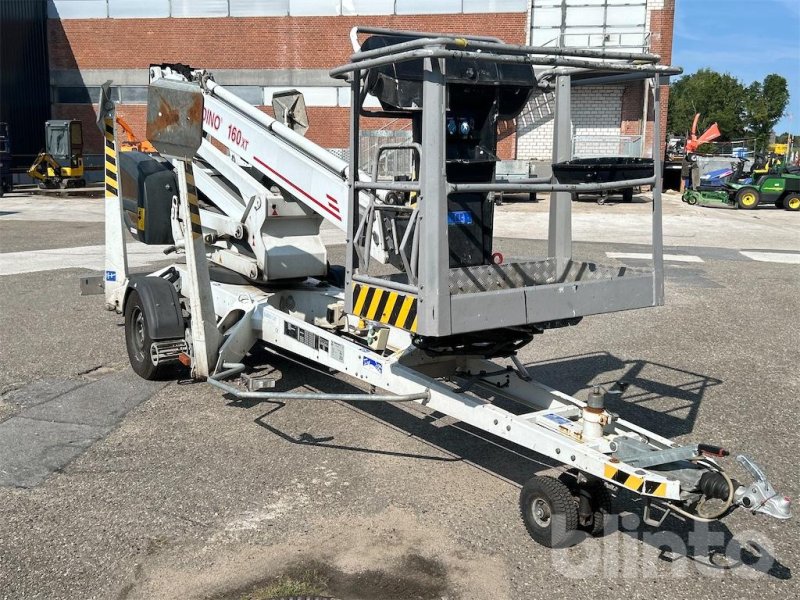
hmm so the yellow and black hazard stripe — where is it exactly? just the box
[103,117,118,199]
[184,164,203,240]
[352,283,418,333]
[604,464,668,497]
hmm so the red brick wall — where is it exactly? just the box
[65,100,518,159]
[48,14,527,70]
[54,102,398,154]
[620,81,643,136]
[50,13,526,156]
[618,0,674,157]
[650,0,674,156]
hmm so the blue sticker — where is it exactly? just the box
[447,210,473,226]
[542,413,572,427]
[362,356,383,374]
[105,270,117,282]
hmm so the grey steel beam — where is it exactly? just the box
[352,274,419,296]
[344,70,361,315]
[355,181,421,192]
[419,56,450,336]
[549,74,572,274]
[651,75,665,306]
[331,48,682,79]
[349,32,662,63]
[449,176,655,194]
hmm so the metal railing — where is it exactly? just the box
[572,134,644,158]
[359,126,413,177]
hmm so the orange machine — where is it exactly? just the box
[116,116,157,153]
[685,113,721,154]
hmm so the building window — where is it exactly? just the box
[530,0,649,50]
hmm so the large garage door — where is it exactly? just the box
[530,0,649,50]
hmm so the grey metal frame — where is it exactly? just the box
[333,31,680,337]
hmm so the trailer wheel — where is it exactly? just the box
[784,194,800,211]
[622,189,634,203]
[736,187,760,209]
[686,193,698,205]
[124,289,166,380]
[558,472,613,537]
[519,476,579,547]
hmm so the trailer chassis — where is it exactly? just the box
[97,29,790,547]
[135,260,790,546]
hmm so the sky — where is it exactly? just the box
[672,0,800,134]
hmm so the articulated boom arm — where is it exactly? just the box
[149,66,388,265]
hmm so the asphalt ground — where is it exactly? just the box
[0,192,798,599]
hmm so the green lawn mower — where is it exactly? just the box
[683,167,800,211]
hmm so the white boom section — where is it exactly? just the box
[196,78,388,263]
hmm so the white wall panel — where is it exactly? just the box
[607,5,646,26]
[462,0,528,12]
[566,6,604,27]
[289,0,341,16]
[395,0,462,15]
[48,1,107,19]
[341,0,395,15]
[337,87,350,107]
[265,87,339,107]
[118,86,149,103]
[230,0,290,16]
[336,87,381,108]
[227,86,265,105]
[533,7,561,27]
[171,0,228,17]
[530,28,560,46]
[108,0,170,18]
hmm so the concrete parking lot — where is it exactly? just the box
[0,190,798,599]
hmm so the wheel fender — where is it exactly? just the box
[125,276,184,341]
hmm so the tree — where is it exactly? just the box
[667,70,791,149]
[667,69,747,140]
[744,74,790,148]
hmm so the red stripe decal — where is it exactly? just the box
[326,195,340,214]
[253,156,342,222]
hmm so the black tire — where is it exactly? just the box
[529,192,538,203]
[124,289,166,380]
[519,476,579,548]
[784,194,800,211]
[736,187,760,210]
[558,473,613,537]
[776,197,785,209]
[686,194,698,205]
[622,189,634,203]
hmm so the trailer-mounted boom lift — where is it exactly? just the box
[95,29,790,547]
